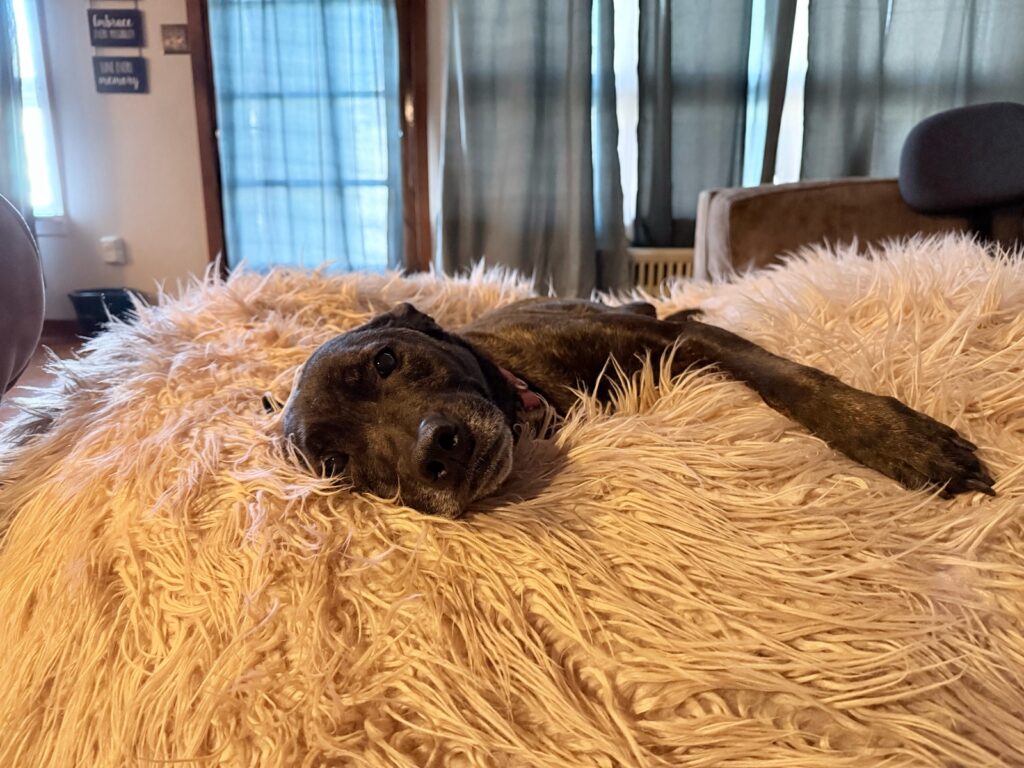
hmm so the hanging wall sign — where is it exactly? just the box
[87,9,144,47]
[93,56,149,94]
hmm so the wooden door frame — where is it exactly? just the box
[184,0,227,275]
[184,0,432,273]
[396,0,431,272]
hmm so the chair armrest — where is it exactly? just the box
[0,195,44,397]
[694,178,971,280]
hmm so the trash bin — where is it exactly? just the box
[68,288,148,337]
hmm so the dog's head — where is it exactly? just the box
[282,303,518,518]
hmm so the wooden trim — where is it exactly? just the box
[396,0,432,272]
[185,0,228,276]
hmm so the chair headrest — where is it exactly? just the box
[898,102,1024,214]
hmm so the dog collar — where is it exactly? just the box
[497,367,545,411]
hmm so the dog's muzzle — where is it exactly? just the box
[415,414,476,486]
[406,409,514,517]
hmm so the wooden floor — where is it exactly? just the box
[0,329,79,423]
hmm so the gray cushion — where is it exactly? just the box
[0,194,44,397]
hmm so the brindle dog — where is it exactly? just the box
[280,300,995,518]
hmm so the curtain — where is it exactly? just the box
[208,0,403,272]
[0,0,30,222]
[803,0,1024,179]
[635,0,753,247]
[439,0,626,297]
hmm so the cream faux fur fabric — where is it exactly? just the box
[1,236,1022,767]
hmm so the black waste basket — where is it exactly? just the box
[68,288,147,337]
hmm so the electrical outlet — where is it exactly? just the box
[100,236,126,265]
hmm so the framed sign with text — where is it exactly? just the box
[93,56,149,94]
[87,9,144,47]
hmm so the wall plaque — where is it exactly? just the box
[88,9,144,48]
[93,56,149,94]
[161,23,189,54]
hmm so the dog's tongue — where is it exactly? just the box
[497,367,544,411]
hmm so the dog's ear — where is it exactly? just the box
[363,302,444,337]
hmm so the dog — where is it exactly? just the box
[279,299,995,518]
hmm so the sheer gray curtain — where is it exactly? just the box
[635,0,753,247]
[803,0,1024,179]
[439,0,626,297]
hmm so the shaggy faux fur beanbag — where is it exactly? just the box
[1,236,1022,766]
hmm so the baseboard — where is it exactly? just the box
[42,319,79,339]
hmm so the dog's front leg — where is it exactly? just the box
[671,320,995,496]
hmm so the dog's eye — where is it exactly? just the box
[321,453,349,477]
[374,348,398,378]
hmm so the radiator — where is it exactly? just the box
[629,247,695,291]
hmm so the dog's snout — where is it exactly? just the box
[417,414,474,484]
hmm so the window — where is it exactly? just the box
[611,0,810,231]
[770,0,808,184]
[610,0,639,238]
[208,0,402,272]
[12,0,63,219]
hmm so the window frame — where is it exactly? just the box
[185,0,227,272]
[395,0,430,272]
[12,0,66,233]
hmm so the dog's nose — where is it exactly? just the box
[416,414,474,484]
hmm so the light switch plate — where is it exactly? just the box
[100,236,127,265]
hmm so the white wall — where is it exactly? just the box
[37,0,209,320]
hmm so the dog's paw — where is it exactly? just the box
[836,394,995,497]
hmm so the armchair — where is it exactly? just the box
[695,102,1024,280]
[0,194,44,400]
